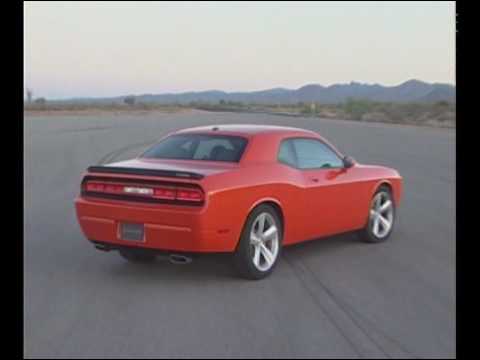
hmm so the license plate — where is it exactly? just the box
[120,222,144,242]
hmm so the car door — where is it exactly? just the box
[289,138,361,239]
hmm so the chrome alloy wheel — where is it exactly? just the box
[369,191,394,239]
[249,212,279,272]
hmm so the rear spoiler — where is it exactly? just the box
[87,165,204,180]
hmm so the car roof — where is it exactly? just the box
[174,124,317,137]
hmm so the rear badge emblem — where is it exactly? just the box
[123,187,153,195]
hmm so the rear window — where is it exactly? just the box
[141,134,248,162]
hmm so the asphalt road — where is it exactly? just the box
[24,111,456,358]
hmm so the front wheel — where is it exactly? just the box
[233,205,282,280]
[359,186,396,243]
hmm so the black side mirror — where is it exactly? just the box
[343,156,356,168]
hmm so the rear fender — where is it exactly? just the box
[232,197,284,250]
[247,197,283,215]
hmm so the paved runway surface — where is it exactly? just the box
[24,111,456,358]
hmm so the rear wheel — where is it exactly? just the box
[233,204,282,280]
[359,185,395,243]
[119,248,156,263]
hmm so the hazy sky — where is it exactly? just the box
[24,1,455,99]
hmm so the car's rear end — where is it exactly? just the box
[75,131,250,255]
[76,168,205,253]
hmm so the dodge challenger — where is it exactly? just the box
[74,124,403,279]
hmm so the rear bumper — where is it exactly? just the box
[89,240,198,258]
[74,196,234,252]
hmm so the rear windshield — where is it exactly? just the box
[141,134,248,162]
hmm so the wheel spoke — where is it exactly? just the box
[250,232,261,245]
[378,215,390,231]
[374,195,382,210]
[252,245,261,267]
[259,243,274,266]
[262,225,278,242]
[379,200,392,213]
[373,217,380,235]
[257,214,266,236]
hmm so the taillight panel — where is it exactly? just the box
[176,188,203,202]
[81,176,205,206]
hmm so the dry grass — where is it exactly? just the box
[24,100,455,128]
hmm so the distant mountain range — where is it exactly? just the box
[63,79,456,105]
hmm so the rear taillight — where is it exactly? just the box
[153,187,176,200]
[86,181,124,194]
[176,188,203,202]
[82,179,204,204]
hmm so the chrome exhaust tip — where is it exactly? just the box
[94,243,111,252]
[169,254,192,265]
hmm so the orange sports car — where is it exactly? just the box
[75,124,402,279]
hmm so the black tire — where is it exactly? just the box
[119,248,156,263]
[359,185,396,243]
[233,204,283,280]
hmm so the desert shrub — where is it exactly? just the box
[136,102,151,110]
[343,98,375,120]
[124,96,136,106]
[300,104,311,114]
[435,100,449,107]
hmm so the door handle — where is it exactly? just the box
[310,178,319,183]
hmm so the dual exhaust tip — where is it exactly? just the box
[93,242,192,265]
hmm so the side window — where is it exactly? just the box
[278,140,297,167]
[292,139,344,169]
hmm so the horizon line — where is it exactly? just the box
[30,78,456,101]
